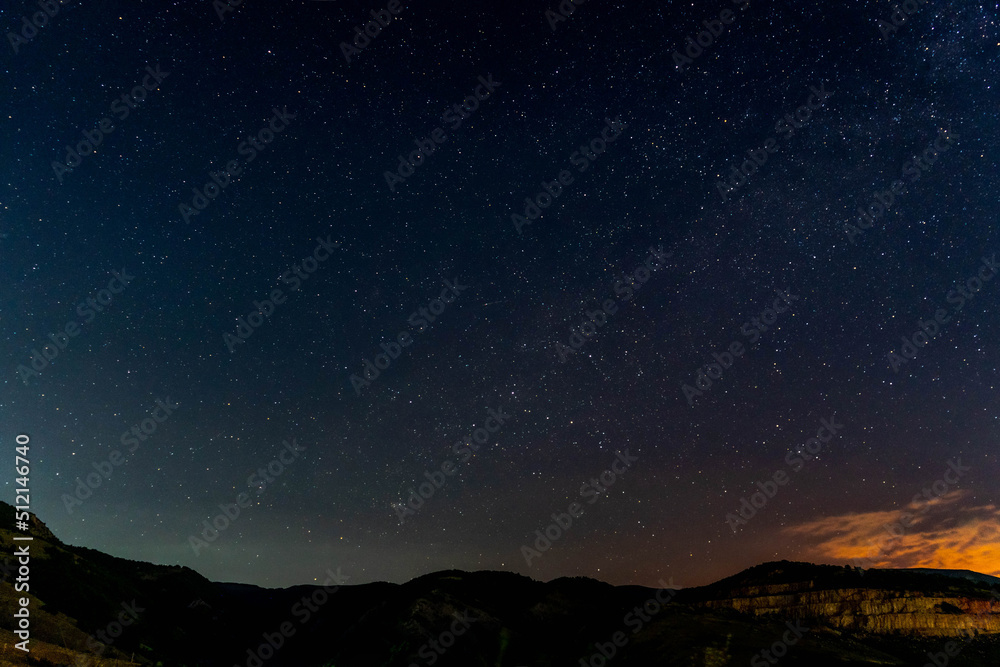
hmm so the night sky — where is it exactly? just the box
[2,0,999,589]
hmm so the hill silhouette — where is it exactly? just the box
[1,502,998,666]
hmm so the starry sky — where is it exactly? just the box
[2,0,999,589]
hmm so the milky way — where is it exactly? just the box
[2,0,998,588]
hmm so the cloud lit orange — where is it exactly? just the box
[782,490,1000,576]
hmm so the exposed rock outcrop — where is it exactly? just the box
[688,562,1000,637]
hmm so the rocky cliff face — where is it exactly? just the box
[699,582,1000,636]
[2,523,997,667]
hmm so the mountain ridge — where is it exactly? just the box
[2,502,998,666]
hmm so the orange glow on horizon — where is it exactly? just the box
[782,490,1000,576]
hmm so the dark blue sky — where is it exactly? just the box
[2,0,998,588]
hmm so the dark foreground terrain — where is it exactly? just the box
[1,502,998,667]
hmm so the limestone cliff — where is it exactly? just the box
[690,562,1000,637]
